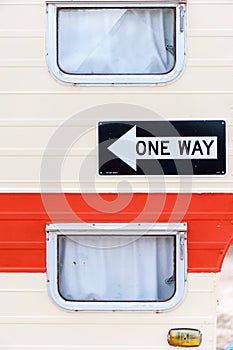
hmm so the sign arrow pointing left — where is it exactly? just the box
[107,126,137,171]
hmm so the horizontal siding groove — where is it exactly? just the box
[24,183,233,186]
[0,348,164,350]
[0,289,46,292]
[0,267,45,272]
[189,29,233,37]
[187,59,233,67]
[0,242,44,249]
[0,30,44,38]
[0,59,233,68]
[0,120,94,127]
[189,242,228,249]
[0,345,180,348]
[0,213,232,219]
[2,0,228,4]
[0,91,232,95]
[0,211,232,215]
[0,1,43,5]
[0,148,90,156]
[0,347,195,349]
[189,0,233,4]
[0,186,233,193]
[0,348,207,350]
[0,120,232,127]
[0,179,232,184]
[0,59,45,68]
[0,315,215,325]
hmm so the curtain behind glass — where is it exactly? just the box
[58,235,175,302]
[57,8,175,74]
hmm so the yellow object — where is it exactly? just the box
[168,328,202,347]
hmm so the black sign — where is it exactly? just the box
[98,121,226,176]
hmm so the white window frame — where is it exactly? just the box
[46,222,187,311]
[46,1,186,86]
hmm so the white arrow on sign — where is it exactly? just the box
[108,126,138,171]
[107,126,218,171]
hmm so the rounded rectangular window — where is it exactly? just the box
[46,2,186,85]
[47,223,187,311]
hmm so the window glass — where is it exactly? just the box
[57,8,175,75]
[46,3,186,85]
[58,235,175,302]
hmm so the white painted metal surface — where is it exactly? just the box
[0,272,218,349]
[0,0,232,192]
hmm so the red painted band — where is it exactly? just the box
[0,193,232,272]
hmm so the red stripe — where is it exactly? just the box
[0,193,232,272]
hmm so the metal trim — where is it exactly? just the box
[46,222,187,312]
[46,2,186,85]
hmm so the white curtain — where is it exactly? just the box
[58,235,175,302]
[57,8,175,74]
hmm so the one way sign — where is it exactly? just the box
[98,121,226,176]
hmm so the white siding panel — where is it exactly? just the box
[0,0,232,192]
[188,37,233,61]
[0,38,45,61]
[168,67,233,91]
[0,273,217,349]
[0,93,232,117]
[0,66,233,92]
[0,3,44,32]
[0,157,233,193]
[188,2,233,30]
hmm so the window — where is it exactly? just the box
[46,223,187,311]
[46,1,186,85]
